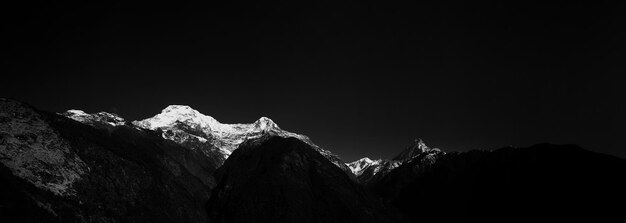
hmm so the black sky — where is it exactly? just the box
[3,1,625,161]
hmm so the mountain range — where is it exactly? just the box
[1,98,625,223]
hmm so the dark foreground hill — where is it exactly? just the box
[374,143,626,223]
[206,136,401,223]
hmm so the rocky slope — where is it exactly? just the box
[206,135,402,223]
[1,98,216,222]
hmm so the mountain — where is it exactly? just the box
[373,144,626,223]
[59,105,352,174]
[347,157,386,176]
[133,105,276,155]
[1,98,358,222]
[391,138,441,161]
[4,98,626,222]
[347,138,443,185]
[0,98,216,222]
[206,135,402,223]
[132,105,351,173]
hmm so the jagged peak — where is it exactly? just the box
[347,157,382,176]
[350,157,377,164]
[254,116,279,130]
[256,116,273,123]
[413,138,428,152]
[359,157,374,162]
[392,137,440,161]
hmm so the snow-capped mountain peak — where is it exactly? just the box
[60,105,351,175]
[163,104,195,113]
[132,105,287,146]
[347,138,445,184]
[413,138,430,153]
[136,105,223,131]
[134,105,349,173]
[347,157,382,176]
[134,106,283,137]
[392,138,440,161]
[253,116,279,131]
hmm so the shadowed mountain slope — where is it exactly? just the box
[207,136,402,223]
[374,144,626,223]
[1,99,216,222]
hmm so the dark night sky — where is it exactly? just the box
[3,1,625,161]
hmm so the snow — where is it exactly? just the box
[62,109,125,126]
[133,106,282,141]
[347,157,382,176]
[136,105,229,132]
[134,105,293,152]
[132,105,349,171]
[66,109,88,116]
[192,135,208,143]
[64,110,90,123]
[347,157,406,177]
[347,138,445,178]
[254,117,279,130]
[60,104,348,171]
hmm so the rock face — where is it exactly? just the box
[373,144,626,223]
[1,99,215,222]
[347,138,443,185]
[0,100,89,197]
[206,135,401,223]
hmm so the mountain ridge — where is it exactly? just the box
[59,104,353,175]
[347,138,444,185]
[206,135,402,223]
[4,97,626,223]
[372,143,626,222]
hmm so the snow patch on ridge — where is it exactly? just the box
[63,109,125,126]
